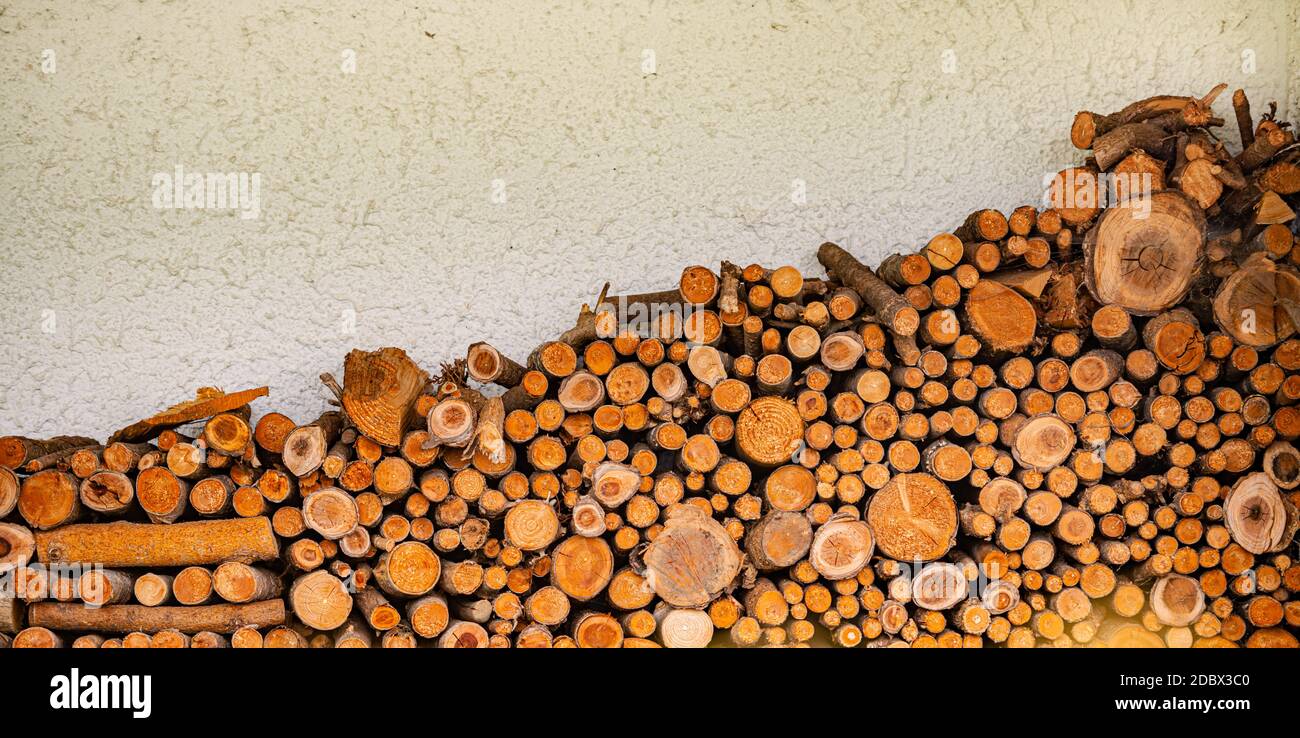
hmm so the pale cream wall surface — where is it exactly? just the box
[1,0,1297,436]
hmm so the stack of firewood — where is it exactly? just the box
[2,83,1299,648]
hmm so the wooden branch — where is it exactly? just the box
[109,386,268,444]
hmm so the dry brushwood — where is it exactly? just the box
[3,82,1300,650]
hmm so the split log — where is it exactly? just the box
[342,347,429,446]
[1212,252,1300,348]
[964,280,1036,354]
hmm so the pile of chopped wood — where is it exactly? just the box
[3,84,1300,648]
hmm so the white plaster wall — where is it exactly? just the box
[0,0,1297,438]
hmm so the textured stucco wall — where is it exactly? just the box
[0,0,1297,438]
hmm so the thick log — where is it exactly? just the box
[964,280,1036,354]
[1224,472,1298,554]
[1084,190,1205,315]
[745,511,812,570]
[1212,252,1300,348]
[866,473,957,562]
[17,470,80,530]
[641,505,741,608]
[342,347,428,446]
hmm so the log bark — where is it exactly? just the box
[0,467,17,519]
[34,518,278,567]
[817,242,919,337]
[29,600,285,634]
[0,435,97,470]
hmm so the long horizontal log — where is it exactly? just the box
[28,600,285,634]
[34,517,279,567]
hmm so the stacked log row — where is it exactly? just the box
[1,83,1299,648]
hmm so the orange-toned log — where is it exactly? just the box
[34,517,279,567]
[28,600,285,634]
